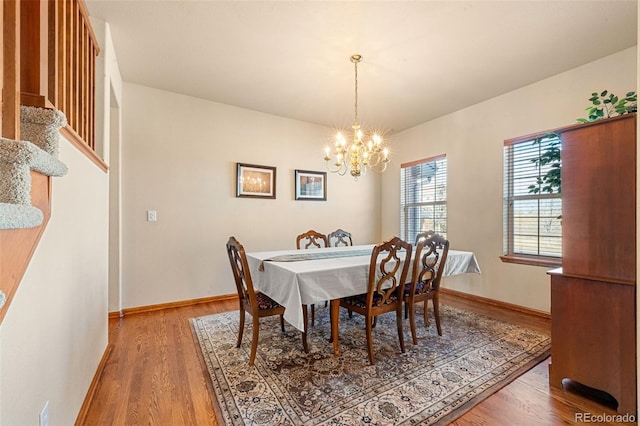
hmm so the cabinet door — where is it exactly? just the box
[550,274,636,415]
[560,115,636,283]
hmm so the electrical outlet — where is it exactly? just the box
[39,401,49,426]
[147,210,157,222]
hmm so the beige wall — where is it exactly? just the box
[0,138,110,425]
[381,47,638,313]
[120,83,381,309]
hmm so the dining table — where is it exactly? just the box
[246,243,481,355]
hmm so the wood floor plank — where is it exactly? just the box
[81,296,635,425]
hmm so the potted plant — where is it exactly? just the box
[577,90,637,123]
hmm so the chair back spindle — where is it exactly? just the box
[296,230,328,249]
[412,232,449,295]
[328,228,353,247]
[369,238,412,307]
[226,236,258,308]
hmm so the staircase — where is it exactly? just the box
[0,106,68,322]
[0,0,99,325]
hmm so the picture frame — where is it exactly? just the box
[236,163,276,199]
[295,170,327,201]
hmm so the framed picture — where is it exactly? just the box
[236,163,276,199]
[295,170,327,201]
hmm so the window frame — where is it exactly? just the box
[400,154,448,244]
[501,132,562,268]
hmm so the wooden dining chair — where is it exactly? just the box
[339,236,413,365]
[328,228,353,247]
[296,230,328,249]
[404,231,449,344]
[226,236,308,366]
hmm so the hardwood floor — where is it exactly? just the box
[82,294,635,425]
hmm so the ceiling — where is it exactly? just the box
[86,1,638,134]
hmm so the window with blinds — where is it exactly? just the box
[503,133,562,259]
[400,155,447,244]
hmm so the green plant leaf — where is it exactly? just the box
[528,136,561,196]
[578,90,636,123]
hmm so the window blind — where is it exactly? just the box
[400,155,447,244]
[503,134,562,257]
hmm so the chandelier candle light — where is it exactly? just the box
[324,54,390,179]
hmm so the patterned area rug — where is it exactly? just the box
[191,304,550,425]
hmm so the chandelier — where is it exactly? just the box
[324,54,389,179]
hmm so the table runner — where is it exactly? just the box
[258,248,373,270]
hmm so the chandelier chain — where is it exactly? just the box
[354,59,358,125]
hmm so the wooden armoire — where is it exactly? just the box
[548,113,636,415]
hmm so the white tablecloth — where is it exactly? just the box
[246,244,481,331]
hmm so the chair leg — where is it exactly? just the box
[408,301,418,345]
[236,307,246,348]
[396,307,405,354]
[372,316,377,328]
[433,297,442,336]
[302,304,310,353]
[404,301,408,319]
[280,314,285,332]
[365,314,375,365]
[423,300,430,326]
[249,316,260,366]
[311,304,315,327]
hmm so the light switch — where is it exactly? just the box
[147,210,157,222]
